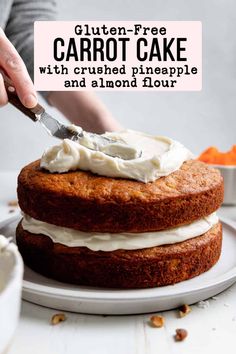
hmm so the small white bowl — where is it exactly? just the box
[210,164,236,205]
[0,236,23,354]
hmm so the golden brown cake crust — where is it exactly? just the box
[17,159,223,233]
[16,221,222,289]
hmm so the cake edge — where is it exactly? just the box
[16,221,222,289]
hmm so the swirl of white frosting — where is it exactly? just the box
[22,213,218,252]
[40,129,193,183]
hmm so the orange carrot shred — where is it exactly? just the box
[198,145,236,165]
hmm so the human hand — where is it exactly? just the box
[48,91,123,134]
[0,28,37,108]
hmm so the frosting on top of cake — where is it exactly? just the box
[40,129,193,183]
[22,213,218,252]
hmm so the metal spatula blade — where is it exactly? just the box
[2,70,142,160]
[37,110,141,160]
[39,111,79,141]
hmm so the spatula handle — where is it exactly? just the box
[0,69,44,121]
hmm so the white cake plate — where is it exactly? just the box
[1,215,236,315]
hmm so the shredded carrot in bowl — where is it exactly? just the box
[198,145,236,165]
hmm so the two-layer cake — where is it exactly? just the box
[16,130,224,288]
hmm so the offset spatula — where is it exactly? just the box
[1,71,141,160]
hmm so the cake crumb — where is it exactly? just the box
[179,304,191,318]
[197,300,210,309]
[211,296,218,301]
[51,313,66,325]
[7,200,18,207]
[150,315,165,328]
[8,209,15,213]
[174,328,188,341]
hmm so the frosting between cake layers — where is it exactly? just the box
[21,213,218,252]
[40,129,193,183]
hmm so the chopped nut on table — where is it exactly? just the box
[174,328,188,341]
[7,200,18,207]
[179,304,191,318]
[150,315,165,328]
[197,300,210,309]
[51,313,66,325]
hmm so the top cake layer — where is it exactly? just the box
[17,159,223,233]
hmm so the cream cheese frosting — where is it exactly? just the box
[0,235,10,252]
[21,213,218,252]
[40,129,193,183]
[68,125,141,160]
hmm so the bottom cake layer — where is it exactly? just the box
[16,221,222,289]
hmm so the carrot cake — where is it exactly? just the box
[16,129,224,288]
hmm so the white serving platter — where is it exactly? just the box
[1,214,236,315]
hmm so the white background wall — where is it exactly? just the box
[0,0,235,170]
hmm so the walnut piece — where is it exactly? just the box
[51,313,66,325]
[150,315,165,328]
[8,200,18,207]
[174,328,188,341]
[179,304,191,318]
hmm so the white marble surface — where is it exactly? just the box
[0,171,235,354]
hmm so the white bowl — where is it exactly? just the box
[0,236,23,354]
[210,164,236,205]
